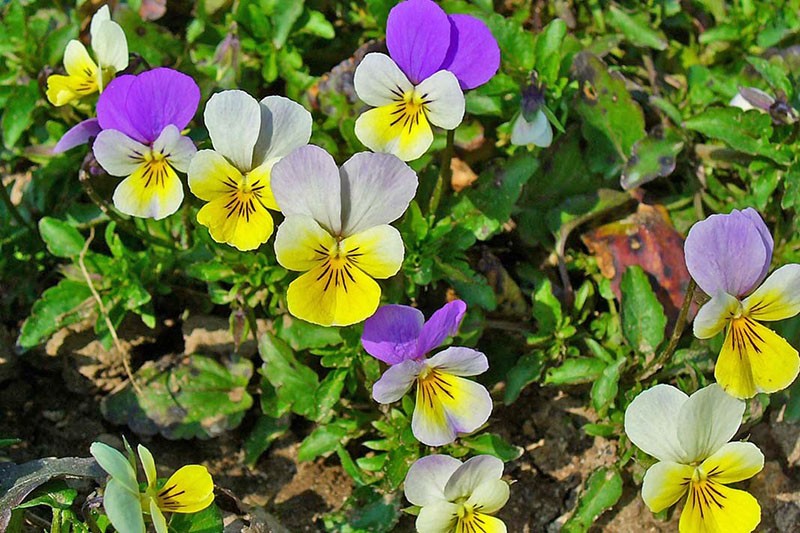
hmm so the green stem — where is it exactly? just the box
[78,169,177,250]
[0,180,33,231]
[645,278,696,375]
[51,509,61,533]
[428,128,456,219]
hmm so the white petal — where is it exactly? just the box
[510,110,553,147]
[136,445,157,489]
[465,479,510,514]
[339,151,418,235]
[693,292,740,339]
[92,20,128,75]
[427,347,488,377]
[678,383,745,463]
[153,125,197,173]
[253,95,312,166]
[416,501,459,533]
[743,264,800,321]
[623,384,688,463]
[270,144,342,234]
[204,90,260,171]
[354,53,414,107]
[443,455,504,501]
[103,479,145,533]
[640,461,693,513]
[90,442,138,494]
[403,454,462,507]
[415,70,465,130]
[729,93,755,111]
[371,359,421,404]
[90,5,111,36]
[93,129,148,177]
[150,499,168,533]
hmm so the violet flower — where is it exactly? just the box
[362,300,492,446]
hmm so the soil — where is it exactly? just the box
[1,317,799,532]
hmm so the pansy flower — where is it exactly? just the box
[90,441,214,533]
[92,68,200,220]
[271,145,417,326]
[510,74,552,148]
[188,90,312,251]
[362,300,492,446]
[685,208,800,398]
[404,454,509,533]
[46,5,128,106]
[353,0,500,161]
[625,384,764,533]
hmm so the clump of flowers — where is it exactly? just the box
[270,145,417,326]
[90,441,215,533]
[188,90,312,251]
[92,68,200,220]
[353,0,500,161]
[404,454,509,533]
[362,300,492,446]
[624,383,764,533]
[46,5,128,106]
[685,208,800,398]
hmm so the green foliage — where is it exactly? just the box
[562,467,623,532]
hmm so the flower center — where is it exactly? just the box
[416,366,455,408]
[139,150,173,188]
[389,88,430,133]
[452,504,490,533]
[727,315,765,358]
[313,241,364,293]
[221,173,267,221]
[687,465,727,516]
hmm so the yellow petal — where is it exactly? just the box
[196,193,275,251]
[339,225,404,279]
[457,512,507,533]
[354,102,433,162]
[187,150,244,202]
[743,264,800,321]
[63,40,98,79]
[112,160,184,220]
[274,215,337,272]
[715,317,800,398]
[286,259,381,327]
[679,481,760,533]
[157,465,215,514]
[641,461,694,513]
[247,160,279,211]
[701,442,764,485]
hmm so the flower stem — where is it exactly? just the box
[428,128,456,219]
[644,278,696,375]
[78,169,177,250]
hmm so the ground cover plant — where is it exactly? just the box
[2,0,800,531]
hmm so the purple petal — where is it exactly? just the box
[416,300,467,357]
[684,209,772,297]
[362,305,425,364]
[372,359,422,404]
[53,118,101,153]
[386,0,451,84]
[97,75,144,142]
[440,14,500,90]
[123,68,200,143]
[740,207,773,287]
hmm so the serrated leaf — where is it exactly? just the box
[461,433,523,462]
[1,81,38,149]
[562,467,623,532]
[620,266,667,355]
[259,332,320,418]
[608,5,668,50]
[38,217,85,258]
[18,280,92,350]
[504,351,545,404]
[168,504,223,532]
[621,135,684,190]
[544,357,606,385]
[244,416,289,468]
[297,421,353,462]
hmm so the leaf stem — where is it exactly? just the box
[645,278,696,375]
[428,128,456,219]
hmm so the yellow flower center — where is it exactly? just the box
[453,503,491,533]
[727,315,764,358]
[687,465,727,517]
[389,89,430,134]
[134,150,176,189]
[221,173,267,222]
[417,366,455,409]
[312,241,363,293]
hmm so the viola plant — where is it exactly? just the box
[353,0,499,161]
[90,441,215,533]
[685,208,800,398]
[271,145,417,326]
[362,300,492,446]
[188,90,312,251]
[625,384,764,533]
[510,74,553,148]
[404,454,509,533]
[92,68,200,220]
[45,5,128,107]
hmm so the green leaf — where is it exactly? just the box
[314,369,347,423]
[590,358,625,417]
[1,81,38,149]
[244,416,290,467]
[683,107,791,164]
[274,315,342,351]
[297,420,353,462]
[620,266,667,356]
[101,356,253,439]
[562,467,623,532]
[620,134,684,190]
[461,433,523,462]
[504,351,545,404]
[271,0,304,48]
[169,504,223,533]
[607,5,668,50]
[38,217,85,258]
[544,357,606,385]
[18,280,92,350]
[532,278,562,334]
[259,333,320,418]
[534,18,566,83]
[13,480,76,510]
